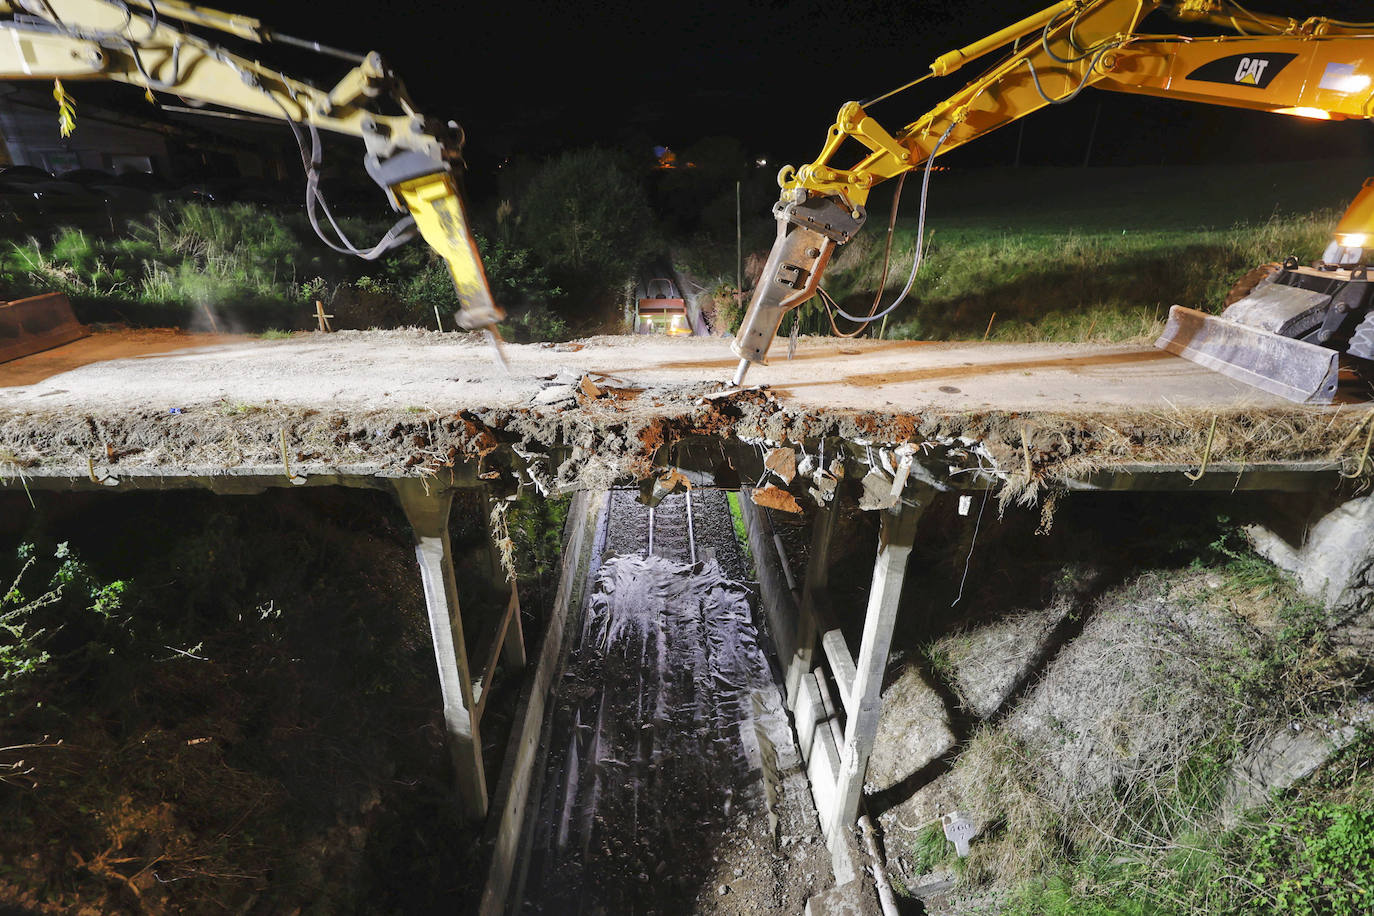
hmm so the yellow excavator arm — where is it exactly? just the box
[0,0,502,331]
[732,0,1374,384]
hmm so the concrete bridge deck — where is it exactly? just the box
[1,329,1369,497]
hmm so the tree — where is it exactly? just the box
[517,148,657,301]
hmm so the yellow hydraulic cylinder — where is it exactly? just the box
[929,0,1079,76]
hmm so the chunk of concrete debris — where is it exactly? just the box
[659,468,691,492]
[640,468,691,506]
[753,484,803,514]
[1247,491,1374,619]
[765,446,798,484]
[807,469,840,506]
[804,877,880,915]
[533,384,577,406]
[1221,692,1374,827]
[858,468,898,511]
[579,375,603,399]
[907,864,958,900]
[868,666,956,790]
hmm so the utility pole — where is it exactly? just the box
[1083,100,1102,168]
[736,179,743,315]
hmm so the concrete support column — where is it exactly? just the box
[828,495,926,836]
[394,480,487,820]
[787,498,839,708]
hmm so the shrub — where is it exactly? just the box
[1,542,126,715]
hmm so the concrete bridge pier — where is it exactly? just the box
[828,495,926,838]
[394,479,488,821]
[786,496,837,710]
[744,485,933,877]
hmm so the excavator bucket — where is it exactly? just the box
[1154,305,1340,404]
[0,292,88,365]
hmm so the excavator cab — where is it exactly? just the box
[1323,179,1374,268]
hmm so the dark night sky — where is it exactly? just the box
[215,1,1374,177]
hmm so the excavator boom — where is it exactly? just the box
[732,0,1374,401]
[0,0,502,333]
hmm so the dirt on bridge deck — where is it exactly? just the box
[0,329,1370,499]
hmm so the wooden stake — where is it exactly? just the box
[314,300,333,333]
[982,311,996,341]
[434,304,445,332]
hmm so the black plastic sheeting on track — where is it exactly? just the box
[522,554,793,914]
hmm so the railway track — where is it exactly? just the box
[520,490,815,913]
[648,489,696,563]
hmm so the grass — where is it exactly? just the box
[685,157,1370,341]
[906,534,1366,916]
[822,210,1335,344]
[726,490,755,572]
[920,638,958,686]
[1002,749,1374,916]
[506,490,571,613]
[909,822,954,875]
[0,202,573,336]
[0,205,334,330]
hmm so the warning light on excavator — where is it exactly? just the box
[1275,107,1333,119]
[1339,233,1368,248]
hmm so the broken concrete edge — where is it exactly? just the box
[1,397,1370,505]
[484,490,611,915]
[0,436,1359,522]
